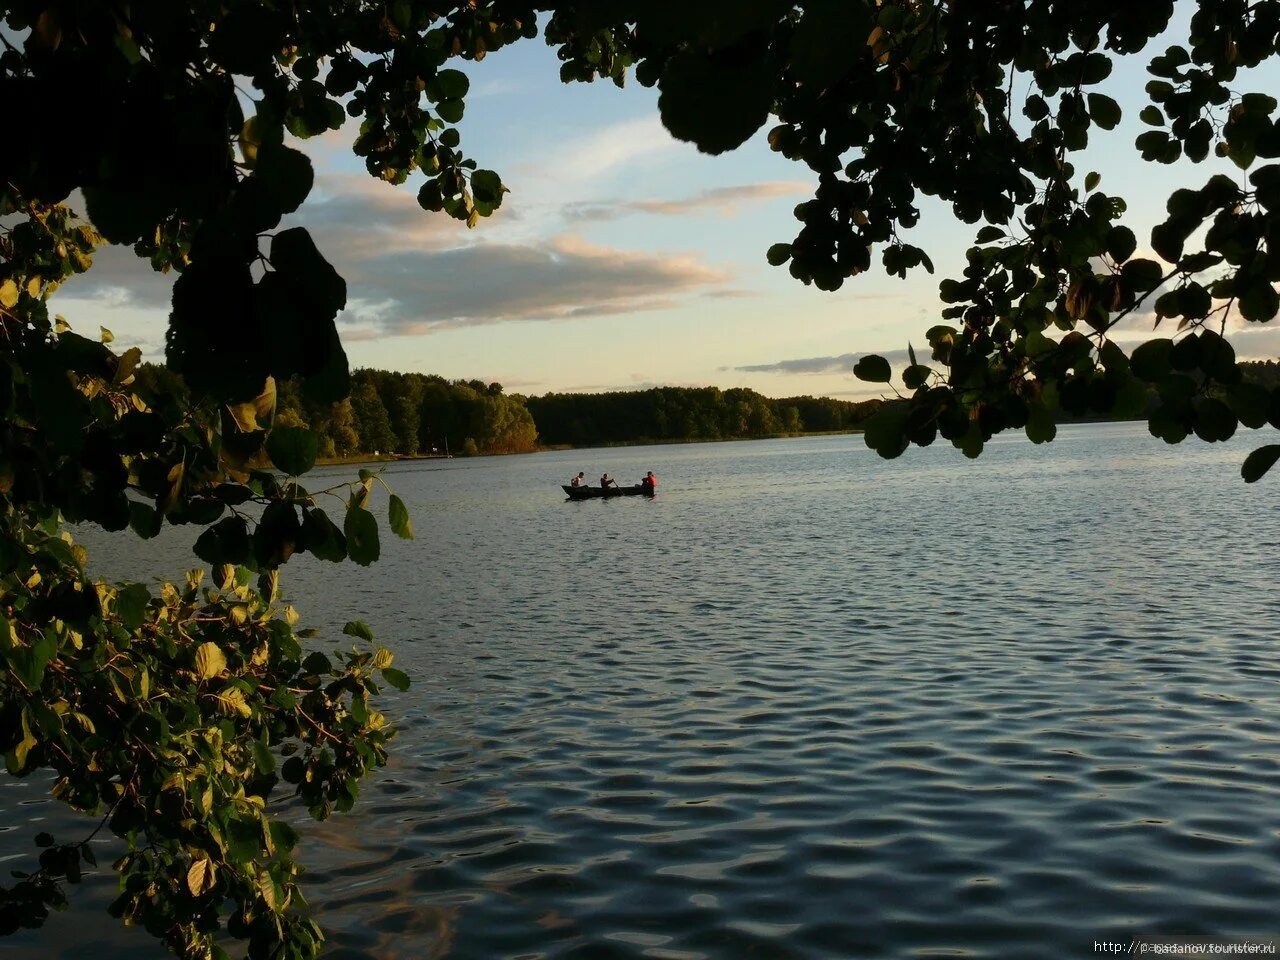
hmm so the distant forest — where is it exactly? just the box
[527,389,878,447]
[133,359,1280,459]
[134,364,880,457]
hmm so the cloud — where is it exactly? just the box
[732,352,860,375]
[54,243,176,310]
[338,234,731,334]
[294,174,473,257]
[564,181,811,223]
[731,350,915,375]
[728,347,915,388]
[48,168,735,336]
[539,116,679,183]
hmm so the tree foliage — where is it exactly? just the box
[3,0,1280,957]
[539,1,1280,478]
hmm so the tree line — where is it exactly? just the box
[136,362,1280,459]
[136,365,883,457]
[527,387,881,447]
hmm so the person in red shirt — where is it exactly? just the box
[641,471,657,494]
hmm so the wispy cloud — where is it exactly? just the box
[542,116,680,183]
[50,169,737,338]
[729,347,914,383]
[564,181,811,223]
[295,174,475,256]
[338,234,731,335]
[732,353,859,375]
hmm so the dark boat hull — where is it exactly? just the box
[562,484,653,499]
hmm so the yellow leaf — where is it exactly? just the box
[194,642,227,680]
[372,648,393,670]
[187,858,215,896]
[257,872,278,911]
[25,277,41,298]
[0,279,17,309]
[100,326,114,344]
[214,687,251,717]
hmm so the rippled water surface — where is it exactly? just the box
[5,424,1280,959]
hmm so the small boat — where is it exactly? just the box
[562,484,654,499]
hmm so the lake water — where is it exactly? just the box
[4,423,1280,959]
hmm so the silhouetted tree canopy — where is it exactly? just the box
[3,2,1280,958]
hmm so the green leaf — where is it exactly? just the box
[252,740,276,775]
[302,651,332,674]
[128,501,162,539]
[343,620,374,642]
[1025,402,1056,444]
[417,180,443,212]
[1081,52,1112,85]
[1192,397,1236,442]
[902,364,931,390]
[387,494,413,540]
[862,402,909,459]
[435,68,470,99]
[115,583,150,631]
[225,817,262,865]
[193,517,252,566]
[252,501,301,568]
[766,243,792,266]
[1084,171,1101,192]
[266,426,318,476]
[1228,382,1272,429]
[470,169,503,205]
[194,642,227,680]
[853,354,892,383]
[436,99,464,124]
[268,819,300,854]
[301,507,347,562]
[1122,258,1164,291]
[1242,445,1280,482]
[1105,225,1138,263]
[1239,280,1279,322]
[344,505,380,566]
[380,667,410,691]
[1087,93,1121,130]
[1130,338,1174,381]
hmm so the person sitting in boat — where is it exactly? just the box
[641,471,657,493]
[570,472,586,487]
[600,473,617,489]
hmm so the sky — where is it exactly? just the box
[49,6,1280,401]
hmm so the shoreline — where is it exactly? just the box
[315,418,1145,467]
[314,428,867,466]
